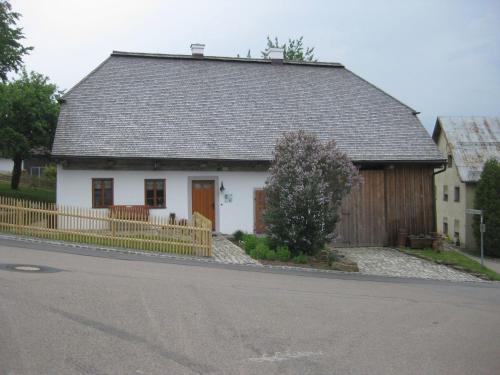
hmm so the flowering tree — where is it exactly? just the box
[264,130,360,256]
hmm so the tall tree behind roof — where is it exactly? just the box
[261,36,317,62]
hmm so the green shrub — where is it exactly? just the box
[265,249,277,261]
[327,251,338,266]
[43,164,57,180]
[291,253,308,264]
[232,230,245,242]
[276,246,291,262]
[248,242,277,260]
[242,234,258,253]
[474,159,500,257]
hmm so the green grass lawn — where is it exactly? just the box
[0,181,56,203]
[400,248,500,281]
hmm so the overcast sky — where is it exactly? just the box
[12,0,500,133]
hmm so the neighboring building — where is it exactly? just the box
[0,158,13,173]
[0,149,50,177]
[23,147,52,177]
[432,116,500,250]
[52,44,444,245]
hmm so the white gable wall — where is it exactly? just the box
[56,165,268,234]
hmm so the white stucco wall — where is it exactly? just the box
[0,158,13,172]
[56,165,268,234]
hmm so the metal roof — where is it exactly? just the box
[433,116,500,182]
[52,52,444,163]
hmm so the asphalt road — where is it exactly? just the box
[0,239,499,375]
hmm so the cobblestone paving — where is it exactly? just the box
[212,236,261,265]
[338,247,482,282]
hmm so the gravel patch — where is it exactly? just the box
[338,247,482,282]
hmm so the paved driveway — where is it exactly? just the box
[339,247,481,282]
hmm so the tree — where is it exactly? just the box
[261,36,316,62]
[473,159,500,257]
[0,1,32,82]
[0,70,60,189]
[264,130,359,256]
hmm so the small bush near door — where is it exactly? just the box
[232,230,245,242]
[239,233,292,262]
[235,232,358,272]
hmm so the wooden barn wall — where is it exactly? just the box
[384,166,434,245]
[335,166,435,247]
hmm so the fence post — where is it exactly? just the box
[16,200,23,235]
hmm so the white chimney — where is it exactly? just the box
[267,47,284,63]
[190,43,205,57]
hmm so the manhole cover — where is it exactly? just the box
[0,264,62,273]
[14,265,41,271]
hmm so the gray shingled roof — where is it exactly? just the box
[52,52,444,163]
[433,116,500,182]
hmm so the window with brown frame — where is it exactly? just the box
[454,186,460,202]
[443,185,449,201]
[443,217,448,235]
[145,179,165,208]
[92,178,114,208]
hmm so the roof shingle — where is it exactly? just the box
[52,52,444,163]
[433,116,500,182]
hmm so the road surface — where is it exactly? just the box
[0,238,499,375]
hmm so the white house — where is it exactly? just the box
[52,44,444,243]
[433,117,500,250]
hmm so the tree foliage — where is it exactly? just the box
[264,130,360,256]
[0,0,32,82]
[242,36,317,61]
[473,159,500,257]
[261,36,316,62]
[0,70,60,189]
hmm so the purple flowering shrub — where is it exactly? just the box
[264,130,360,256]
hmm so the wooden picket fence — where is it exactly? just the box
[0,196,212,257]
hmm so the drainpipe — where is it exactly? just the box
[432,164,447,233]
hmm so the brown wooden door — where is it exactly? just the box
[254,189,266,234]
[192,180,215,230]
[336,170,387,246]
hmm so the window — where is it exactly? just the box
[443,185,448,201]
[454,186,460,202]
[145,179,165,208]
[92,178,113,208]
[447,154,453,168]
[443,217,448,235]
[454,219,460,239]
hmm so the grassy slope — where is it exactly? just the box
[400,248,500,281]
[0,181,56,203]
